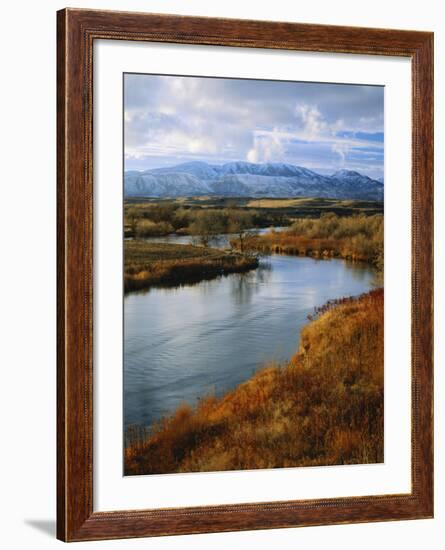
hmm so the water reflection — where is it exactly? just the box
[229,262,273,306]
[144,226,286,249]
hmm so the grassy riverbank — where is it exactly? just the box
[125,288,384,474]
[124,241,258,292]
[234,213,383,269]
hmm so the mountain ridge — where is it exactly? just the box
[124,161,383,201]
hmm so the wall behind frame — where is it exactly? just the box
[0,1,441,549]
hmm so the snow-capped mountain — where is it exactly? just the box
[124,161,383,201]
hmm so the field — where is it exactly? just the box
[125,289,384,474]
[245,197,383,216]
[124,241,258,292]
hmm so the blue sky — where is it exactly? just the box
[124,74,384,180]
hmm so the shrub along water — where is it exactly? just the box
[234,213,383,270]
[125,289,384,475]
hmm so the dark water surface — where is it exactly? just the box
[124,238,375,429]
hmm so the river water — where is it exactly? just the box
[124,233,376,429]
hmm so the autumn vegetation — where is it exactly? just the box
[124,197,384,473]
[236,212,383,270]
[124,241,258,292]
[125,289,384,474]
[124,197,383,238]
[124,201,278,239]
[124,203,262,292]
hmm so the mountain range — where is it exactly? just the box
[124,161,384,201]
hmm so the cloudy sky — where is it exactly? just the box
[124,73,384,179]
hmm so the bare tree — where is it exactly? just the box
[189,210,226,247]
[228,210,255,253]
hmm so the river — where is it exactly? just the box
[124,231,376,429]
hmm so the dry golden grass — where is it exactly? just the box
[124,241,258,292]
[125,289,384,474]
[246,198,312,208]
[245,197,382,214]
[237,213,383,268]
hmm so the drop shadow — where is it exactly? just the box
[24,519,56,538]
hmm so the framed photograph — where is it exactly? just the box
[57,8,433,542]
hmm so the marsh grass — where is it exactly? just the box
[237,213,383,269]
[124,241,258,292]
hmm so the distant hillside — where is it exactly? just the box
[124,161,384,201]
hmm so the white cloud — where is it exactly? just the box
[294,104,347,143]
[247,129,285,163]
[294,104,328,140]
[124,74,384,178]
[331,143,349,164]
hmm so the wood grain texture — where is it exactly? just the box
[57,8,434,542]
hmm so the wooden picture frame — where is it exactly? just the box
[57,8,434,542]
